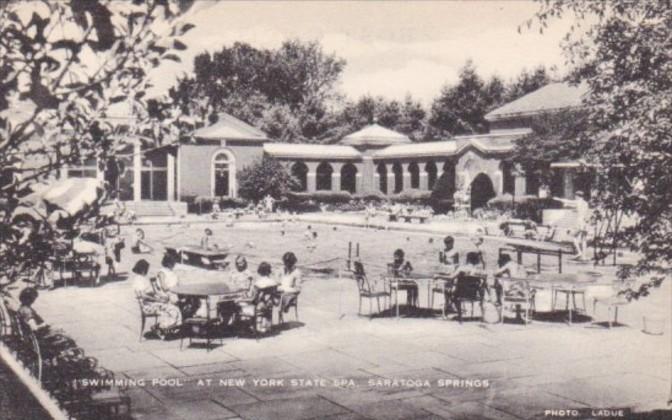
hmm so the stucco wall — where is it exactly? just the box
[178,142,264,199]
[455,148,503,194]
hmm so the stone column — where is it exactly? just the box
[563,169,575,199]
[306,162,318,193]
[355,171,362,194]
[360,156,374,193]
[167,152,175,201]
[493,170,503,195]
[133,142,142,202]
[514,174,527,197]
[401,162,411,191]
[386,163,395,195]
[419,163,429,190]
[331,162,343,192]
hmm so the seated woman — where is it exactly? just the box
[157,253,180,304]
[131,259,181,339]
[469,236,487,269]
[131,228,153,254]
[229,255,254,291]
[450,251,489,316]
[237,262,278,334]
[278,252,301,313]
[389,249,418,307]
[492,253,528,307]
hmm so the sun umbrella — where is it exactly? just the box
[12,178,106,224]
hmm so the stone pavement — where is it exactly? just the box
[29,221,672,419]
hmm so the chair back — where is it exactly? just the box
[502,278,532,300]
[454,273,485,300]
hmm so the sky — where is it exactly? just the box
[148,1,574,104]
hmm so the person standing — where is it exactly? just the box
[554,191,591,261]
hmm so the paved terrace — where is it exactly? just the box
[31,220,672,420]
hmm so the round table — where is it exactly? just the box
[171,282,239,297]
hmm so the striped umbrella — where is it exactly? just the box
[13,178,105,224]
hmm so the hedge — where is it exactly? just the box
[390,189,431,204]
[488,194,563,223]
[184,195,249,214]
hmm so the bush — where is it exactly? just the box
[488,194,563,223]
[238,157,298,202]
[353,191,387,203]
[286,191,352,204]
[184,196,249,214]
[390,189,431,205]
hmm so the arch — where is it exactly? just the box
[377,163,387,194]
[425,161,437,190]
[211,149,236,197]
[316,162,333,191]
[340,163,357,194]
[392,162,403,193]
[408,162,420,189]
[290,161,308,192]
[470,173,496,211]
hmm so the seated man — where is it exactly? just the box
[389,249,418,307]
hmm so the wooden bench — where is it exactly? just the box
[387,213,429,224]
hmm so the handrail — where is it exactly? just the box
[0,342,70,420]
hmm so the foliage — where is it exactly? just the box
[530,0,672,273]
[286,191,352,204]
[503,66,551,104]
[512,108,592,182]
[487,194,563,223]
[0,0,192,285]
[169,40,345,143]
[390,189,431,204]
[328,94,428,142]
[186,196,248,214]
[237,158,298,202]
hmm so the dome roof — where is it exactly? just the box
[340,123,411,147]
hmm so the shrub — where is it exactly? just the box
[238,157,298,202]
[353,191,388,203]
[488,194,563,223]
[430,171,456,214]
[390,189,431,205]
[286,191,352,204]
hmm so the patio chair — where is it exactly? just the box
[592,281,632,328]
[134,290,159,342]
[278,292,299,324]
[429,274,455,318]
[387,263,418,310]
[453,273,486,323]
[497,278,536,325]
[354,261,390,317]
[236,286,277,340]
[180,297,223,350]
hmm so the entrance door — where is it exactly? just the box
[470,173,496,211]
[213,152,231,197]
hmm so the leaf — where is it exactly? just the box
[162,53,181,62]
[173,39,187,51]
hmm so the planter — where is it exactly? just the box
[642,316,665,335]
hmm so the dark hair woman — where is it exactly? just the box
[389,249,418,307]
[17,287,46,331]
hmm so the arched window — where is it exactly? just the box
[425,161,437,190]
[377,163,387,194]
[212,150,236,197]
[393,162,403,193]
[341,163,357,193]
[291,162,308,192]
[316,162,333,191]
[408,162,420,189]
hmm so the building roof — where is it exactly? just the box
[340,123,411,146]
[264,143,361,160]
[485,82,589,121]
[454,130,529,154]
[373,141,457,159]
[192,113,268,142]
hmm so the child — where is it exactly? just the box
[389,249,418,307]
[200,228,214,250]
[279,252,302,314]
[440,236,459,267]
[131,228,153,254]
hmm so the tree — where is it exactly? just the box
[237,158,298,202]
[530,0,672,273]
[330,94,428,142]
[512,108,592,184]
[170,40,345,143]
[0,1,193,285]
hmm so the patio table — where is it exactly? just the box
[386,268,454,319]
[521,272,611,324]
[167,246,230,269]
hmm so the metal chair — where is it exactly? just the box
[497,278,536,325]
[353,261,390,318]
[180,296,222,350]
[592,281,632,328]
[453,274,486,323]
[429,275,455,318]
[236,286,277,340]
[134,290,159,342]
[278,292,299,324]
